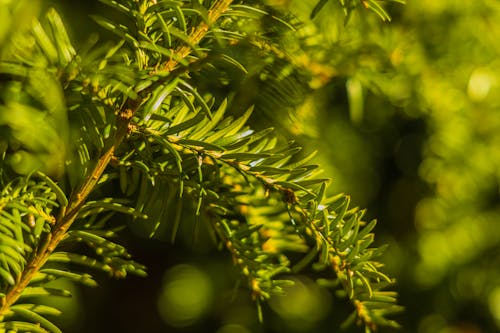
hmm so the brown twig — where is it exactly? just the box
[163,0,233,72]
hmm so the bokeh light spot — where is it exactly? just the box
[216,324,252,333]
[269,277,331,331]
[489,287,500,326]
[468,68,493,102]
[157,264,214,327]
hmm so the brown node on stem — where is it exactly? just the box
[109,155,120,167]
[119,109,134,121]
[282,187,298,205]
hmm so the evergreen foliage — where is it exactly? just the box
[0,0,405,331]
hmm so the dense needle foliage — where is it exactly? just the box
[0,1,406,332]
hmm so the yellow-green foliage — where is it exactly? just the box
[0,1,405,332]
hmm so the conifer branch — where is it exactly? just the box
[0,1,403,331]
[0,0,233,320]
[0,108,136,318]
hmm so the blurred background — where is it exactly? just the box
[5,0,500,332]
